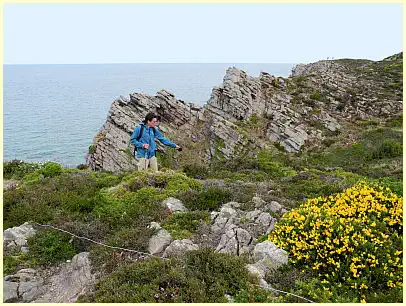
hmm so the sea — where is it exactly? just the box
[4,63,295,167]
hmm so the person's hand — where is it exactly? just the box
[175,145,182,151]
[143,144,150,149]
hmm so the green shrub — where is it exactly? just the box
[3,252,36,275]
[310,91,322,101]
[279,174,343,201]
[89,144,95,153]
[3,255,21,275]
[256,151,295,178]
[4,173,101,228]
[39,162,63,178]
[162,211,210,239]
[89,226,156,274]
[22,172,42,184]
[182,164,209,179]
[182,187,232,211]
[91,172,121,188]
[372,140,402,159]
[93,187,168,228]
[234,284,282,302]
[3,160,41,179]
[27,229,78,265]
[3,186,57,229]
[89,248,252,303]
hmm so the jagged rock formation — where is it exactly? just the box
[87,53,403,171]
[3,252,95,303]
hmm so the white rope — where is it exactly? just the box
[33,223,167,260]
[258,283,315,303]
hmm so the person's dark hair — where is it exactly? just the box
[144,112,157,124]
[156,115,161,121]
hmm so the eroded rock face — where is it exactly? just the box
[87,54,402,171]
[33,252,96,303]
[87,90,205,172]
[4,253,96,303]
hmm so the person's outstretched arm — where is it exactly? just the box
[154,129,177,148]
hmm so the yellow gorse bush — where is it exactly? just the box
[269,182,402,301]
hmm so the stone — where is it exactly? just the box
[264,201,282,213]
[246,263,265,279]
[222,201,241,209]
[162,197,187,213]
[216,227,252,255]
[162,239,199,258]
[252,196,266,208]
[148,229,172,255]
[149,222,162,230]
[33,252,96,303]
[256,212,275,228]
[252,241,288,269]
[3,281,18,302]
[245,210,262,221]
[20,280,44,302]
[4,222,37,252]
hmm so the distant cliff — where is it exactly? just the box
[87,53,403,171]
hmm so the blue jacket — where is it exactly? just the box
[130,122,177,159]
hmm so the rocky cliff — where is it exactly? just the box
[87,53,402,171]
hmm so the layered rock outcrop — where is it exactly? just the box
[87,53,402,171]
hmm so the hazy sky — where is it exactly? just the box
[4,3,403,64]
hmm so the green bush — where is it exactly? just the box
[91,172,122,188]
[27,229,78,265]
[310,91,322,101]
[3,252,36,275]
[182,164,209,179]
[89,226,156,274]
[181,187,232,211]
[162,211,210,240]
[89,248,253,303]
[39,162,63,178]
[372,140,402,159]
[89,144,95,153]
[3,160,41,179]
[93,186,168,228]
[3,185,57,229]
[22,172,42,184]
[3,173,101,228]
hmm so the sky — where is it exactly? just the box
[4,3,403,64]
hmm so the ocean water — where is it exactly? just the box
[4,63,295,167]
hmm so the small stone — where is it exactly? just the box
[265,201,282,213]
[252,197,266,208]
[162,197,187,213]
[163,239,199,258]
[148,229,172,255]
[3,280,18,302]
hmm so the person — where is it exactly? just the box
[131,112,181,171]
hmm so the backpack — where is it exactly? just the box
[131,125,156,157]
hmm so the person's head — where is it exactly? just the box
[144,112,158,127]
[155,115,161,127]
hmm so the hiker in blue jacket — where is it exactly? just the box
[131,112,181,171]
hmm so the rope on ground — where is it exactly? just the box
[33,222,314,303]
[258,283,315,303]
[33,223,168,260]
